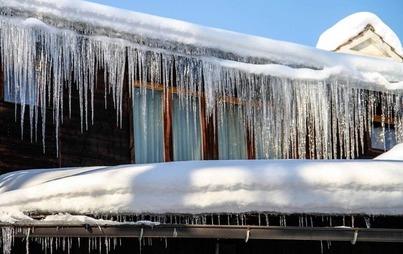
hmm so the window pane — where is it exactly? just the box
[371,125,397,151]
[218,104,248,159]
[4,76,37,105]
[172,95,202,161]
[133,88,164,164]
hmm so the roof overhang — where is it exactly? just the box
[2,223,403,243]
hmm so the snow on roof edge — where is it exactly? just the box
[1,0,402,85]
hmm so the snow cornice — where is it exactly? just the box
[0,0,402,86]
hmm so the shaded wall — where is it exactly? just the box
[0,70,132,174]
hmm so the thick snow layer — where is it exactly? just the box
[0,0,402,83]
[317,12,403,55]
[1,160,403,219]
[374,143,403,160]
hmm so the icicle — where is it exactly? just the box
[265,214,269,226]
[49,237,54,254]
[1,227,14,254]
[258,213,261,226]
[105,238,110,254]
[327,240,332,250]
[113,238,117,250]
[364,217,371,229]
[320,240,324,254]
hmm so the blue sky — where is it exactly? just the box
[87,0,403,48]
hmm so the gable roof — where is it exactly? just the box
[334,24,403,62]
[317,12,403,57]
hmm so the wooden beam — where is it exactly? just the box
[163,91,173,162]
[5,224,403,243]
[246,124,255,160]
[373,115,394,125]
[133,81,246,105]
[0,61,4,101]
[200,95,218,160]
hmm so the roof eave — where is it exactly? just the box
[2,223,403,243]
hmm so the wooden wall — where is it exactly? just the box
[0,101,59,173]
[0,70,132,175]
[59,72,132,167]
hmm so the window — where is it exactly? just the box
[254,117,280,159]
[132,86,251,163]
[172,94,202,161]
[371,124,397,151]
[3,74,37,105]
[132,87,164,164]
[218,104,248,160]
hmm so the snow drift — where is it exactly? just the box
[1,159,403,218]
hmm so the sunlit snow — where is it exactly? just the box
[1,159,403,220]
[374,143,403,160]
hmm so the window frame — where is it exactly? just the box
[131,81,255,163]
[368,115,397,154]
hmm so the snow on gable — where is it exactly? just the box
[317,12,403,60]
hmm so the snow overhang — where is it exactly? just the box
[0,0,402,87]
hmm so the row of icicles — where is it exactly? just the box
[0,213,374,254]
[1,16,402,159]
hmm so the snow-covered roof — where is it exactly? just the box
[0,0,402,161]
[0,0,402,85]
[1,145,403,221]
[317,12,403,56]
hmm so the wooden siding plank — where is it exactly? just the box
[163,91,173,162]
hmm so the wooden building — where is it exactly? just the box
[0,6,402,174]
[1,2,403,253]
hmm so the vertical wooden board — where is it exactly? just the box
[163,91,173,162]
[0,102,59,174]
[60,71,131,167]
